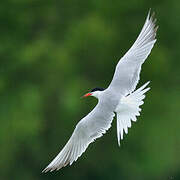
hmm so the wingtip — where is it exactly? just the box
[42,165,58,173]
[147,8,155,19]
[146,9,158,28]
[42,166,60,173]
[42,167,50,173]
[147,8,151,19]
[42,159,71,173]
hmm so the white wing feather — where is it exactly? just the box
[42,102,115,172]
[108,11,157,95]
[115,82,150,146]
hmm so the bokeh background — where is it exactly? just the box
[1,0,180,179]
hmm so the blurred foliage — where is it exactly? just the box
[0,0,180,179]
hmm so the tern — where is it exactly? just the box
[43,11,157,172]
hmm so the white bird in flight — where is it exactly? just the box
[43,11,158,173]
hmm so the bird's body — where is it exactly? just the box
[43,11,158,172]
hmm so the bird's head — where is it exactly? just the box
[83,87,105,99]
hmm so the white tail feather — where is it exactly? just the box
[115,81,150,146]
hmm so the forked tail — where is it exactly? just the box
[115,81,150,146]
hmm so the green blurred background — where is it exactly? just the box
[1,0,180,179]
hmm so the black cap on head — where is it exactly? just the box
[90,87,105,92]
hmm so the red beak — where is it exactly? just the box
[82,93,92,98]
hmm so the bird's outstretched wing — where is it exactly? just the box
[42,102,115,172]
[108,11,157,95]
[115,82,150,146]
